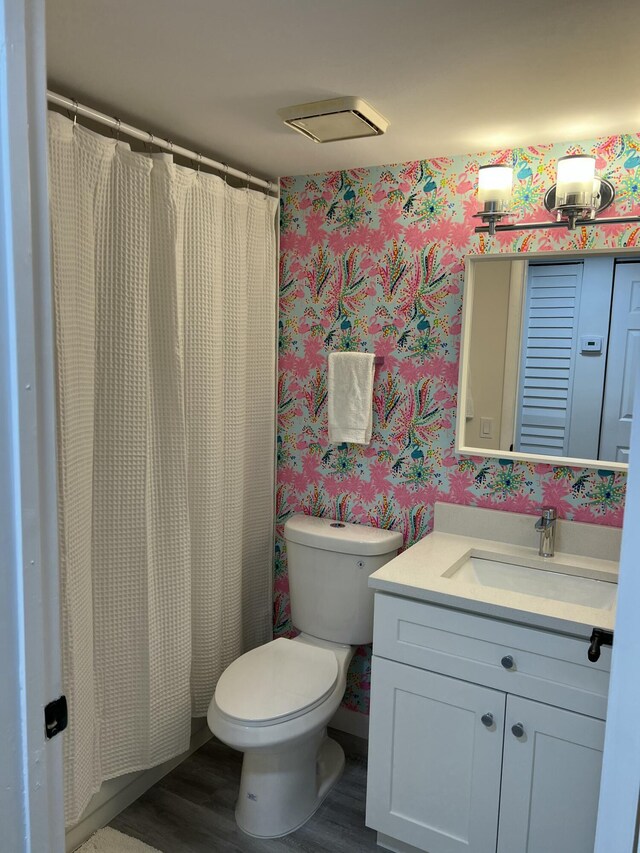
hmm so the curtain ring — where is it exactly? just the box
[147,132,155,149]
[114,118,121,141]
[72,98,78,128]
[196,153,202,175]
[222,163,229,185]
[246,173,252,192]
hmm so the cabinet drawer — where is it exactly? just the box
[373,593,610,718]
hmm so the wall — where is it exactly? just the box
[466,259,512,450]
[276,133,640,715]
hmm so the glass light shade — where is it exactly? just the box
[555,155,597,206]
[477,164,513,207]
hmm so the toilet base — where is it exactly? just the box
[235,728,345,838]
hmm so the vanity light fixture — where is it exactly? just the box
[474,153,640,235]
[546,155,614,230]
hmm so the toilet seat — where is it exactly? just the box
[214,637,339,726]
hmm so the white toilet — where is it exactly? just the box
[207,513,402,838]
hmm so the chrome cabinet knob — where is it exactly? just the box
[511,722,525,738]
[481,713,494,728]
[501,655,515,670]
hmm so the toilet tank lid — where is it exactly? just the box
[284,514,403,556]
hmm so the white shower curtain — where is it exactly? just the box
[48,112,277,825]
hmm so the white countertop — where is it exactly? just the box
[369,505,619,636]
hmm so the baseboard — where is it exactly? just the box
[377,831,424,853]
[329,705,369,740]
[65,720,211,852]
[328,707,369,759]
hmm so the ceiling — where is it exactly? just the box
[46,0,640,181]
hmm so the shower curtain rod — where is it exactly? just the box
[47,90,278,194]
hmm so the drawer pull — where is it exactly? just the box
[511,722,525,738]
[481,713,494,728]
[501,655,515,670]
[588,628,613,663]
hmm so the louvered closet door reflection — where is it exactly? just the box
[515,263,583,456]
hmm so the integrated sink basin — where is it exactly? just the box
[446,554,617,611]
[368,503,620,636]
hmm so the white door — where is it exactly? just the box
[498,695,605,853]
[599,262,640,463]
[366,657,505,853]
[595,351,640,851]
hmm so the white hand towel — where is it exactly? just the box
[327,352,375,445]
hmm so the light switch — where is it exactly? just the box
[480,417,494,439]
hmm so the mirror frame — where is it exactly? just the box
[456,248,640,472]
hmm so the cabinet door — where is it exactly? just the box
[498,695,605,853]
[366,656,506,853]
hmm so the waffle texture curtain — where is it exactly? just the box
[48,112,276,825]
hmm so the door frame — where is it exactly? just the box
[0,0,65,849]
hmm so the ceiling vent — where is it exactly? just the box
[277,97,389,144]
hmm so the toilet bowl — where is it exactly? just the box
[207,514,402,838]
[208,634,354,837]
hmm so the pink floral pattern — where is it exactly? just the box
[276,133,640,714]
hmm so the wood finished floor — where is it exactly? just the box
[110,736,379,852]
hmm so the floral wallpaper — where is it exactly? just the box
[275,133,640,715]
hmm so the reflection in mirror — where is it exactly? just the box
[458,253,640,468]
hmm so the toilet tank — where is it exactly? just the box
[284,514,403,645]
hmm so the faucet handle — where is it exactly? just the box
[540,506,557,520]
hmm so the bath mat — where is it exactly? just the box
[75,827,162,853]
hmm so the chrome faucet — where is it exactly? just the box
[535,506,557,557]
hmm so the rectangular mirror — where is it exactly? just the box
[457,250,640,471]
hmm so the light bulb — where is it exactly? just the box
[555,155,597,207]
[477,164,513,208]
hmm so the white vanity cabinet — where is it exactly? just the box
[366,593,609,853]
